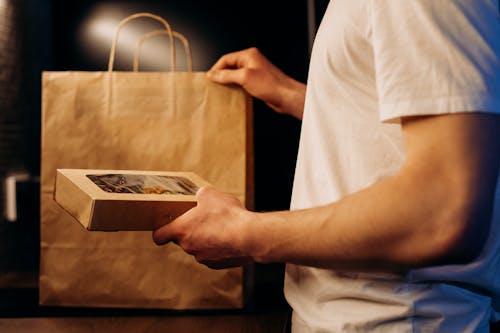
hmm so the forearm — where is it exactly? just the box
[242,167,484,271]
[273,78,306,120]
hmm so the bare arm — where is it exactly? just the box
[207,47,306,120]
[153,113,500,270]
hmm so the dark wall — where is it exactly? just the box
[0,0,331,311]
[0,0,27,275]
[0,0,51,278]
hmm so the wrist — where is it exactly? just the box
[280,78,306,120]
[237,210,270,264]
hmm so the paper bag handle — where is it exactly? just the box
[133,29,193,72]
[108,12,175,72]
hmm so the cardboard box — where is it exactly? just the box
[54,169,209,231]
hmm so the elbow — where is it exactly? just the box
[423,193,493,266]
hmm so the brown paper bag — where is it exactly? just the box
[39,12,253,309]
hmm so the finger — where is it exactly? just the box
[198,257,254,270]
[197,185,245,211]
[152,220,179,245]
[194,185,209,208]
[209,49,249,71]
[196,185,233,207]
[195,185,208,197]
[196,185,217,199]
[206,68,248,86]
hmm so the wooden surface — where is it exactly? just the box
[0,313,289,333]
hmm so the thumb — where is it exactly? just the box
[152,220,178,246]
[153,195,201,246]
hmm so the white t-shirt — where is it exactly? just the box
[285,1,500,332]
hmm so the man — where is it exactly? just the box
[154,1,500,332]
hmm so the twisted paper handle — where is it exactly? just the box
[133,29,193,72]
[107,12,175,71]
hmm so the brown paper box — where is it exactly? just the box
[54,169,209,231]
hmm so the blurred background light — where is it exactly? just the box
[78,3,200,71]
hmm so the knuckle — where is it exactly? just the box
[179,233,197,255]
[247,47,263,61]
[247,47,259,55]
[240,68,252,85]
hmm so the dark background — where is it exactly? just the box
[0,0,329,315]
[2,2,500,332]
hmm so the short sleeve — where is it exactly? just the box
[371,0,500,123]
